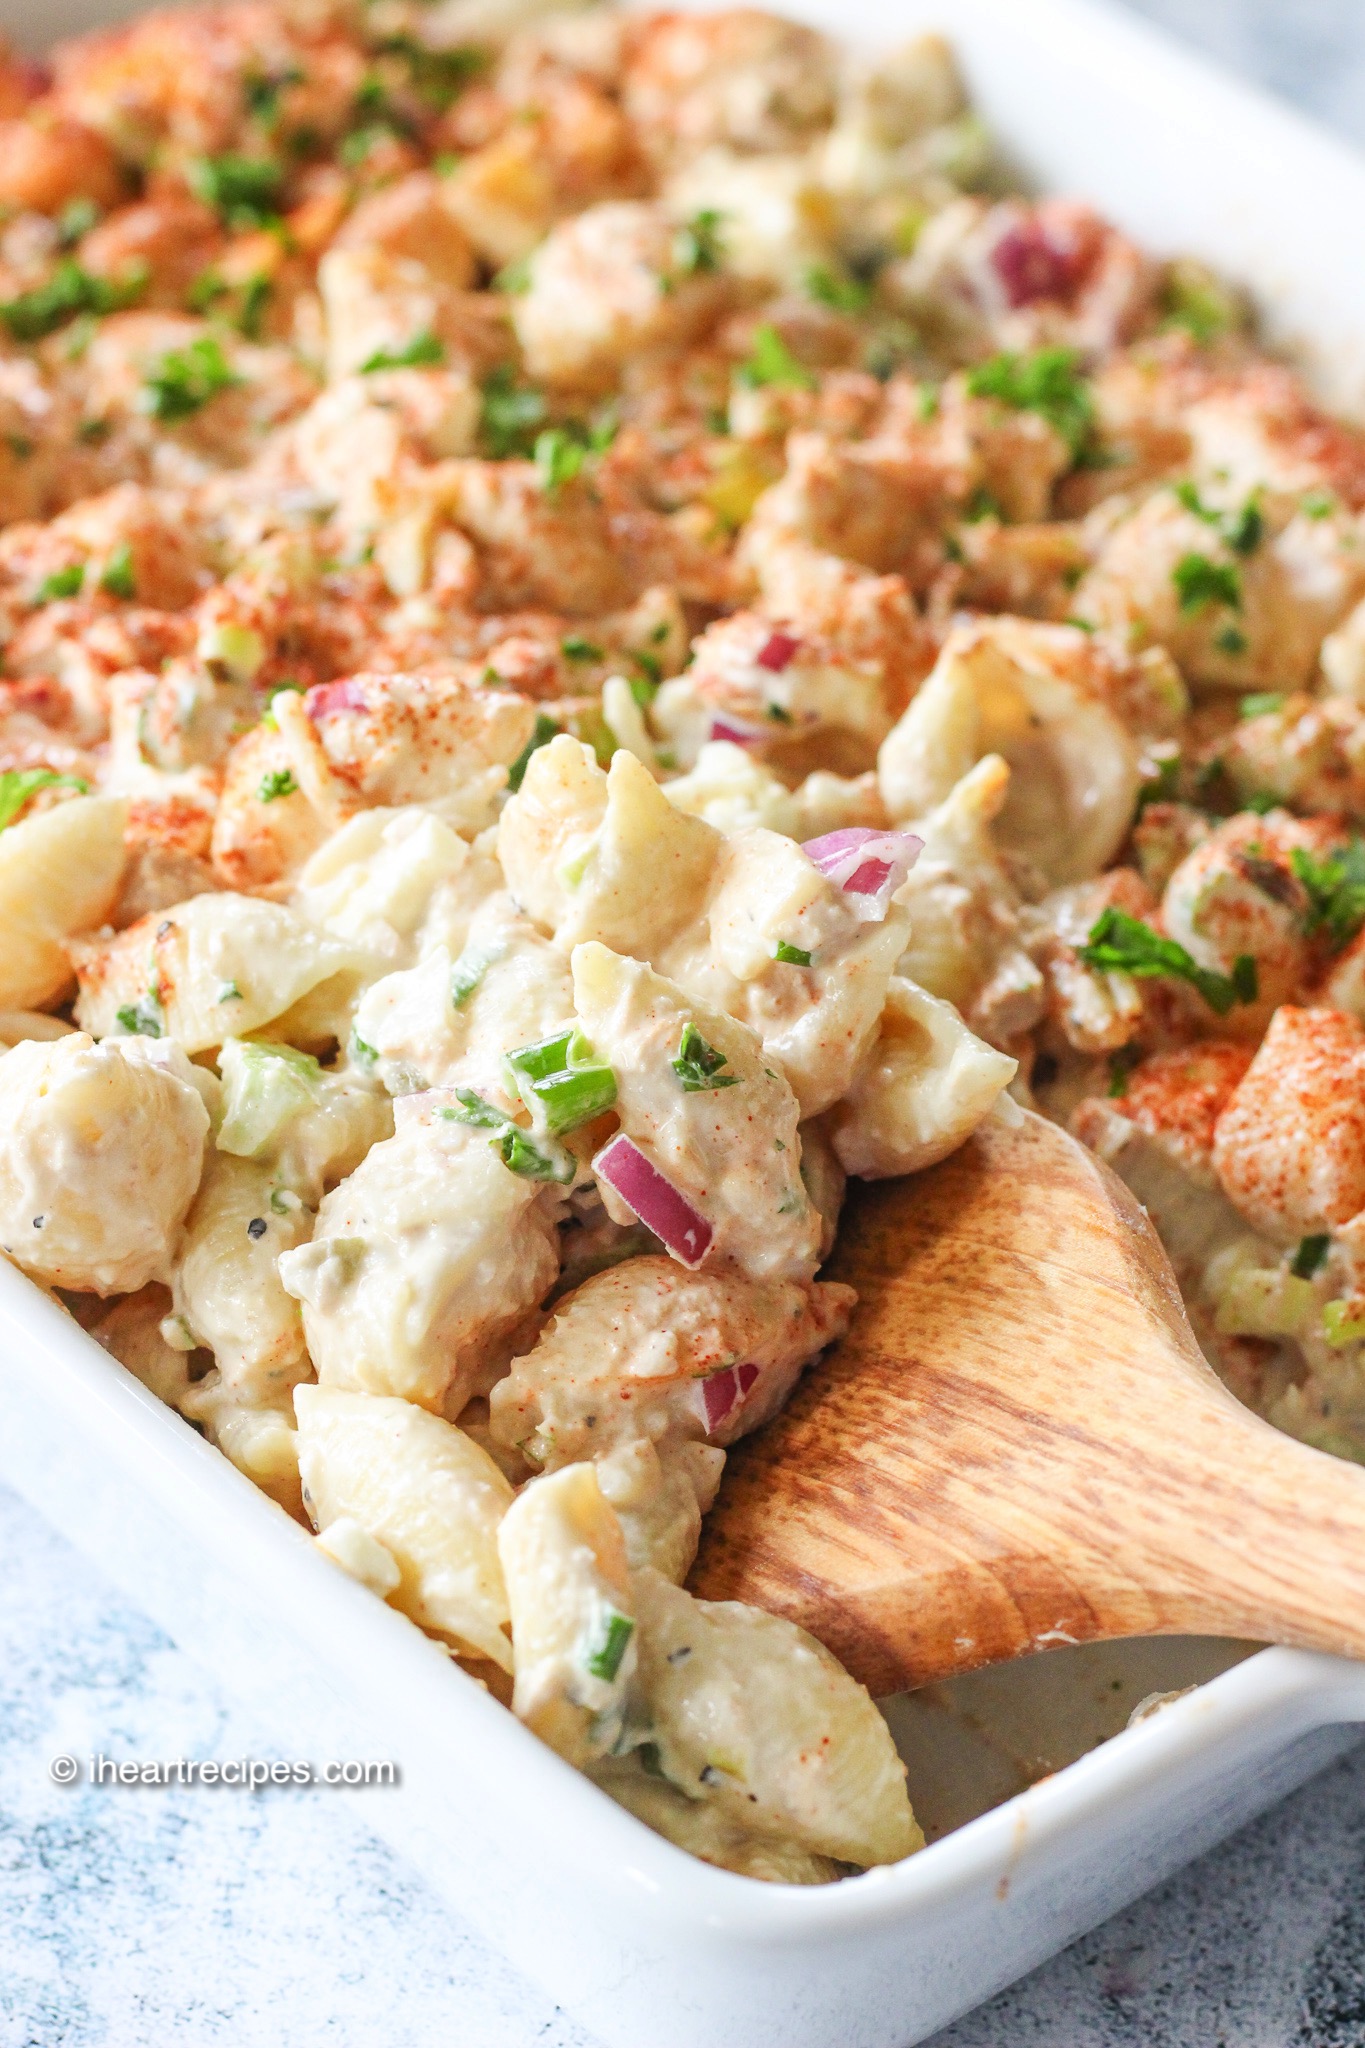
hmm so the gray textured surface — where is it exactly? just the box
[7,4,1365,2045]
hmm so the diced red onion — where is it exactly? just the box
[990,221,1082,308]
[594,1134,712,1269]
[307,678,367,721]
[697,1360,761,1432]
[755,631,800,673]
[801,827,923,921]
[708,715,768,748]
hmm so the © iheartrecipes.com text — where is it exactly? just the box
[48,1754,400,1789]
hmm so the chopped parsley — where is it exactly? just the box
[1238,692,1285,719]
[0,768,88,832]
[359,329,445,373]
[257,766,299,802]
[141,336,242,422]
[188,153,283,229]
[672,209,725,277]
[1290,839,1365,951]
[507,712,559,794]
[1215,625,1249,655]
[1302,488,1337,520]
[773,940,813,966]
[804,263,872,314]
[736,323,816,392]
[671,1022,739,1093]
[1291,1233,1331,1281]
[99,543,136,600]
[965,346,1095,460]
[1078,907,1257,1016]
[1172,552,1243,617]
[0,260,146,342]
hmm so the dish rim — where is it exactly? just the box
[2,0,1365,1959]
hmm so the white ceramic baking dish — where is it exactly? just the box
[5,0,1365,2042]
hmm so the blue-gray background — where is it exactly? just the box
[6,4,1365,2044]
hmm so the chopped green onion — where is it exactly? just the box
[1239,692,1284,719]
[0,768,88,831]
[803,263,871,313]
[561,635,604,663]
[773,940,812,966]
[1106,1047,1138,1098]
[1078,907,1257,1016]
[493,253,532,295]
[359,330,444,373]
[99,543,136,600]
[534,426,587,494]
[736,323,816,392]
[506,712,559,794]
[439,1087,574,1181]
[36,563,84,603]
[1291,1233,1330,1281]
[504,1026,617,1135]
[349,1030,379,1068]
[450,940,501,1008]
[671,1022,739,1092]
[115,987,165,1038]
[584,1609,634,1682]
[1159,260,1241,345]
[673,209,725,277]
[479,364,549,455]
[56,197,100,247]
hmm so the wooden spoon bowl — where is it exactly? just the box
[690,1108,1365,1697]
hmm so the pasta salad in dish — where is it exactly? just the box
[4,0,1365,1886]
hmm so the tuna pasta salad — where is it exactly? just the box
[5,0,1365,1886]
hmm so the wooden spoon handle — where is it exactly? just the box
[692,1121,1365,1695]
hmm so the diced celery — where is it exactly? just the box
[217,1038,322,1159]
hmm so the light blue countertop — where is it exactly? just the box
[7,5,1365,2045]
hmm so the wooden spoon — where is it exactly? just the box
[689,1107,1365,1697]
